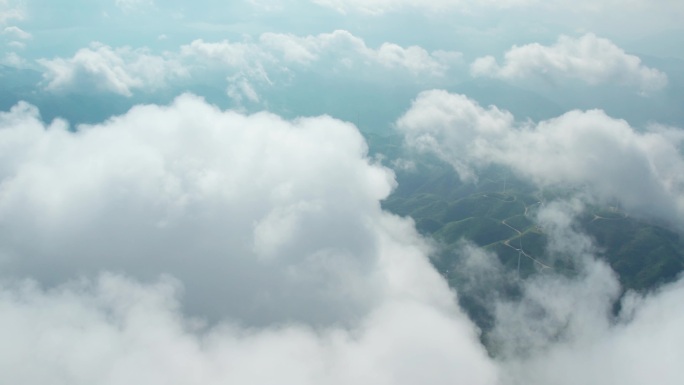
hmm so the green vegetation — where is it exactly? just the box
[370,133,684,298]
[581,213,684,290]
[380,155,684,338]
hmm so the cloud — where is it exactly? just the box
[181,30,459,75]
[0,0,24,25]
[396,90,514,182]
[0,96,382,324]
[36,30,460,98]
[486,200,684,385]
[248,0,285,12]
[310,0,684,18]
[180,38,264,68]
[258,30,460,76]
[180,30,461,80]
[471,34,668,93]
[2,90,684,385]
[0,273,499,385]
[309,0,534,15]
[2,25,30,39]
[0,95,470,327]
[37,42,187,96]
[6,40,23,49]
[178,38,277,105]
[226,73,261,104]
[115,0,154,12]
[0,96,501,383]
[1,51,27,67]
[503,276,684,385]
[441,197,684,385]
[397,90,684,227]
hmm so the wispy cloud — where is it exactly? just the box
[0,0,24,25]
[3,25,30,39]
[310,0,535,15]
[114,0,154,13]
[310,0,684,18]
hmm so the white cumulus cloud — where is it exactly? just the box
[37,43,187,96]
[0,96,500,384]
[2,86,684,385]
[37,30,458,98]
[471,34,668,93]
[397,90,684,227]
[183,30,460,77]
[259,30,460,76]
[0,272,500,385]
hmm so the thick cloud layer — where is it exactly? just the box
[0,96,502,384]
[0,95,394,325]
[2,1,683,383]
[2,92,684,384]
[0,273,501,385]
[0,270,506,385]
[397,90,684,227]
[471,34,667,93]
